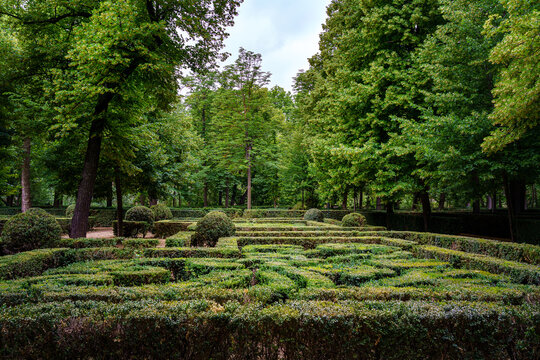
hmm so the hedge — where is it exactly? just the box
[122,238,160,249]
[413,245,540,285]
[165,232,192,247]
[142,247,241,259]
[0,300,537,359]
[0,248,68,280]
[237,236,399,250]
[357,231,540,265]
[154,220,194,238]
[55,237,123,249]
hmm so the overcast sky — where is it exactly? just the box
[222,0,330,92]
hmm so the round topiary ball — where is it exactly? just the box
[151,204,173,221]
[304,208,324,222]
[192,211,235,247]
[341,213,367,227]
[1,208,62,254]
[125,206,155,224]
[65,204,76,218]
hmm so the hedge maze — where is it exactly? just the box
[1,218,539,359]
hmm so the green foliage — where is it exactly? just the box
[151,204,173,221]
[65,205,75,218]
[154,221,193,239]
[112,220,151,238]
[192,211,235,247]
[341,213,367,228]
[1,208,61,254]
[125,206,155,224]
[303,209,323,222]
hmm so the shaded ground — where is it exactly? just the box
[62,227,166,247]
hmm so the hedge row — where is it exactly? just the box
[412,245,540,285]
[0,248,68,280]
[154,220,194,238]
[237,236,409,250]
[0,300,537,359]
[358,231,540,265]
[112,220,151,238]
[142,247,241,259]
[236,229,386,238]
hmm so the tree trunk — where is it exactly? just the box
[508,179,526,214]
[53,190,62,208]
[438,193,446,211]
[342,188,348,210]
[492,193,497,213]
[359,191,363,209]
[532,184,537,208]
[178,196,182,208]
[106,182,113,207]
[232,185,238,207]
[420,190,431,232]
[472,200,480,214]
[149,198,158,206]
[70,101,110,238]
[218,191,223,207]
[225,180,230,208]
[376,197,383,210]
[301,189,305,209]
[203,183,209,207]
[503,173,516,242]
[353,189,357,211]
[115,169,123,237]
[21,137,31,212]
[7,195,14,207]
[246,145,252,210]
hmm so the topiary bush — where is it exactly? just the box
[1,208,62,254]
[125,206,155,225]
[304,208,324,222]
[191,211,235,247]
[341,213,367,227]
[65,204,75,218]
[151,204,173,221]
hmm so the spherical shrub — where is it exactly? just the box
[1,208,62,254]
[191,211,235,247]
[304,208,324,222]
[341,213,367,227]
[151,204,173,221]
[65,204,76,217]
[125,206,155,224]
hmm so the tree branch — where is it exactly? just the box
[0,10,91,25]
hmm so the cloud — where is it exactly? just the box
[222,0,330,92]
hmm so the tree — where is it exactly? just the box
[1,0,242,236]
[482,0,540,151]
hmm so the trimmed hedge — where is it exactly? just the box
[0,300,537,359]
[142,247,241,259]
[304,208,324,222]
[151,204,173,221]
[192,211,235,247]
[122,239,160,249]
[111,267,171,286]
[0,248,68,280]
[55,237,122,249]
[359,231,540,265]
[154,220,194,238]
[166,232,192,247]
[412,245,540,285]
[341,213,367,227]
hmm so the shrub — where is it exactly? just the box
[65,204,75,217]
[0,248,67,280]
[125,206,155,225]
[341,213,367,227]
[191,211,235,247]
[1,208,62,254]
[151,204,173,221]
[303,208,324,222]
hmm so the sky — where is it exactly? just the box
[222,0,331,92]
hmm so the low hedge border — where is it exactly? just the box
[165,232,192,247]
[112,221,151,238]
[55,238,123,249]
[0,300,537,359]
[0,248,68,280]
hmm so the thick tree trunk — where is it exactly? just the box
[246,145,252,210]
[420,189,431,232]
[115,169,123,237]
[438,193,446,211]
[341,188,348,210]
[385,201,394,229]
[70,116,107,238]
[21,137,31,212]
